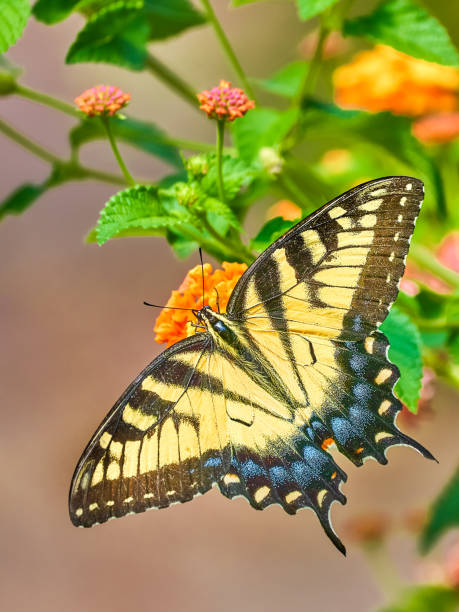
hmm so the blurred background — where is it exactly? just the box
[1,1,458,611]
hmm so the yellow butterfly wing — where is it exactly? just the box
[69,335,231,526]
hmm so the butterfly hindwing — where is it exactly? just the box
[69,335,231,527]
[218,176,433,519]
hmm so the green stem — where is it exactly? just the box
[201,214,254,265]
[200,0,256,101]
[363,543,404,601]
[0,117,62,165]
[76,165,127,186]
[101,117,135,186]
[291,22,330,109]
[15,84,80,118]
[410,243,459,291]
[0,117,127,185]
[145,53,198,109]
[216,119,226,202]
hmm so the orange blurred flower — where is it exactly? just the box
[197,80,255,122]
[299,29,348,59]
[334,45,459,116]
[319,149,353,175]
[74,85,130,117]
[343,513,391,545]
[154,262,247,346]
[413,113,459,143]
[267,200,301,221]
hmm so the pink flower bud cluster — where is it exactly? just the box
[197,80,255,122]
[74,85,130,117]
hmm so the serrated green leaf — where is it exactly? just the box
[96,185,184,244]
[65,0,204,68]
[420,467,459,553]
[232,108,298,163]
[380,306,423,413]
[0,0,30,53]
[250,217,298,251]
[296,0,340,21]
[0,183,46,220]
[70,117,182,168]
[255,61,308,98]
[378,585,459,612]
[344,0,459,67]
[66,2,149,70]
[33,0,81,24]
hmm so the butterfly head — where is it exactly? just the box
[193,305,236,344]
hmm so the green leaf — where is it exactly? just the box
[0,183,46,220]
[250,217,298,251]
[296,0,340,21]
[65,0,204,69]
[143,0,205,41]
[33,0,81,24]
[70,117,182,168]
[232,108,298,163]
[420,466,459,553]
[166,228,197,258]
[185,154,258,203]
[204,197,241,231]
[378,585,459,612]
[380,306,423,413]
[96,185,185,244]
[344,0,459,67]
[0,0,30,53]
[255,61,308,99]
[66,2,149,70]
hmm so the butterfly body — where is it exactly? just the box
[69,177,435,554]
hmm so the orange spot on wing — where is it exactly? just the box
[321,437,334,451]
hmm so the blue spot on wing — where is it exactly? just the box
[203,457,223,468]
[269,465,289,486]
[241,458,265,478]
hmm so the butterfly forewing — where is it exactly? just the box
[225,177,433,468]
[69,335,231,527]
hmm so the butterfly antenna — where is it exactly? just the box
[143,301,196,312]
[199,247,205,308]
[214,287,221,313]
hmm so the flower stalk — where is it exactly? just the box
[216,119,226,202]
[101,117,135,186]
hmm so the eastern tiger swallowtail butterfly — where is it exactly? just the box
[69,176,435,554]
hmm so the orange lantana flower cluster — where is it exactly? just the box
[197,80,255,122]
[74,85,131,117]
[333,45,459,117]
[154,262,247,346]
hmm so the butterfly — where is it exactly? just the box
[69,176,435,554]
